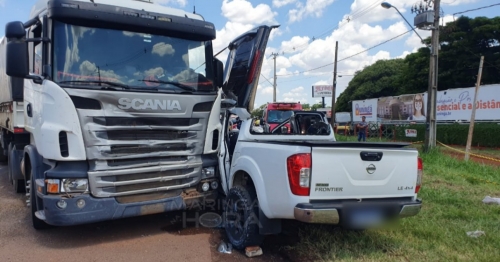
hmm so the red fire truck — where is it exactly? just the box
[262,102,303,132]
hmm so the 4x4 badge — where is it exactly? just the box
[366,164,376,174]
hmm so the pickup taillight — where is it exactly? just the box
[416,157,423,193]
[287,153,311,196]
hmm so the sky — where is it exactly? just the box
[0,0,498,110]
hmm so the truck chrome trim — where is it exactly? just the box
[88,164,202,197]
[293,207,340,224]
[398,203,422,218]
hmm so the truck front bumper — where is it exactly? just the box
[37,191,216,226]
[294,198,422,225]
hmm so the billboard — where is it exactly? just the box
[312,85,333,97]
[436,84,500,121]
[350,84,499,123]
[352,99,377,122]
[377,93,427,121]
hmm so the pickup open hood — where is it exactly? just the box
[222,25,279,112]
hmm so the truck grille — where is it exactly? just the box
[88,165,201,197]
[65,88,215,199]
[96,130,197,141]
[109,144,189,154]
[93,117,199,127]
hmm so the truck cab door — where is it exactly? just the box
[222,24,278,112]
[218,24,278,194]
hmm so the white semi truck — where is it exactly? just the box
[0,0,235,229]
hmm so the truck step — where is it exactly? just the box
[26,199,30,207]
[35,211,46,221]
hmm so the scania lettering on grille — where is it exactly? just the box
[118,98,182,111]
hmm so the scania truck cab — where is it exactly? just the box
[1,0,225,229]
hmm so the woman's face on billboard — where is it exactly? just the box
[415,95,423,112]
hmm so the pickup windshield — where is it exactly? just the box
[52,21,215,92]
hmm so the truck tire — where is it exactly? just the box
[29,173,50,230]
[8,144,24,193]
[0,145,7,163]
[0,132,7,163]
[223,185,265,250]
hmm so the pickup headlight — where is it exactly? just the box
[61,179,89,193]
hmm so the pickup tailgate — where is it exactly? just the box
[310,145,418,200]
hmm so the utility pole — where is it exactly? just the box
[271,52,279,102]
[422,0,440,152]
[465,56,484,161]
[330,41,338,127]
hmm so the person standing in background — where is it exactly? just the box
[357,116,368,142]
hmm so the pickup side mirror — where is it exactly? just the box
[213,58,224,88]
[5,21,29,78]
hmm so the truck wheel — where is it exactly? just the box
[29,171,50,230]
[223,185,264,250]
[9,144,24,193]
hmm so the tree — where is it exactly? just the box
[335,16,500,111]
[336,59,406,112]
[251,104,266,118]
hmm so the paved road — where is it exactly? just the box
[0,164,288,262]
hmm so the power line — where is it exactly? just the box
[277,28,414,77]
[452,2,500,16]
[260,73,273,86]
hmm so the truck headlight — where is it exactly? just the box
[202,167,215,178]
[61,179,88,193]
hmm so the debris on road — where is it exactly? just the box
[217,241,232,254]
[482,196,500,205]
[245,246,263,257]
[466,230,485,238]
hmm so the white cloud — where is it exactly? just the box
[213,0,278,65]
[155,0,187,7]
[273,0,297,8]
[442,0,479,6]
[280,36,310,54]
[405,30,431,50]
[441,14,455,26]
[289,0,337,23]
[221,0,277,25]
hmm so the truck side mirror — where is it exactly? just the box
[5,21,29,79]
[213,58,224,88]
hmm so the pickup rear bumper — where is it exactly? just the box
[294,198,422,225]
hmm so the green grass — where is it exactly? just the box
[446,145,500,159]
[286,147,500,262]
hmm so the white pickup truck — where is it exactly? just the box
[218,25,423,249]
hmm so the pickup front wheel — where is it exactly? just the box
[223,185,264,250]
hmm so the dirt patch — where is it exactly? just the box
[441,148,500,168]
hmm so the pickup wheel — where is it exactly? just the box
[223,185,264,250]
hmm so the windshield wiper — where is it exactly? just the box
[58,80,131,89]
[137,79,196,92]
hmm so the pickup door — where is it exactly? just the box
[306,142,419,200]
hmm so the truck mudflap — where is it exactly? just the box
[36,191,216,226]
[293,198,422,228]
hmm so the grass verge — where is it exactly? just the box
[285,143,500,262]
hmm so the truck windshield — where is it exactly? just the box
[267,110,294,123]
[52,21,215,92]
